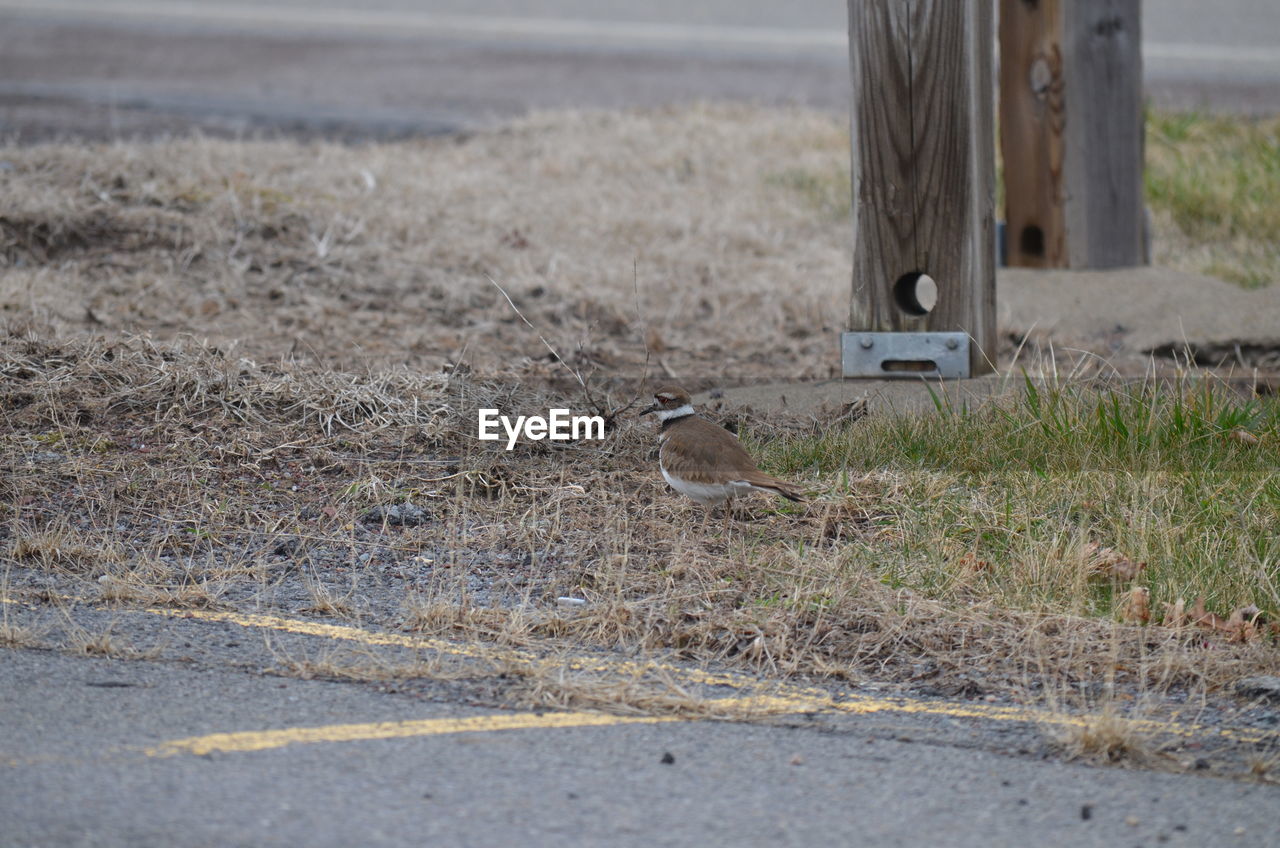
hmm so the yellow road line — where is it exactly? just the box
[146,711,677,758]
[147,606,1280,747]
[149,607,478,655]
[146,607,756,690]
[140,692,1274,761]
[7,596,1275,750]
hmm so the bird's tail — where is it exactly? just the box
[742,472,806,503]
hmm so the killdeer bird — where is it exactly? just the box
[639,385,805,510]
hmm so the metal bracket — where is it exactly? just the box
[841,332,971,380]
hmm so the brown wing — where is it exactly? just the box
[662,417,805,502]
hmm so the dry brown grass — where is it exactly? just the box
[0,602,45,647]
[8,524,125,574]
[1246,751,1280,781]
[5,330,1273,719]
[60,619,152,659]
[1,107,1277,744]
[1051,708,1161,766]
[1,105,851,384]
[263,643,448,683]
[2,104,1273,392]
[95,572,225,609]
[512,663,738,718]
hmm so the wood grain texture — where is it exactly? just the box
[847,0,996,375]
[1062,0,1144,268]
[999,0,1067,268]
[1000,0,1145,269]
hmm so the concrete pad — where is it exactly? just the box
[710,267,1278,415]
[702,374,1013,417]
[998,266,1280,355]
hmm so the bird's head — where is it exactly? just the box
[639,385,694,419]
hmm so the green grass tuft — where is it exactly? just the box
[758,377,1280,619]
[1146,111,1280,288]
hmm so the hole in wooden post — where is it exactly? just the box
[1020,225,1045,258]
[892,272,937,316]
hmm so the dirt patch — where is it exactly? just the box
[0,106,855,383]
[0,205,196,264]
[4,106,1274,391]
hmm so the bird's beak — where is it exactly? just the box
[638,402,658,416]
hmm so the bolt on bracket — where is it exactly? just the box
[841,332,971,380]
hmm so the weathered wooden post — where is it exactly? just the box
[1000,0,1145,268]
[843,0,996,379]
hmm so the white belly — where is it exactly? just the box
[661,466,748,506]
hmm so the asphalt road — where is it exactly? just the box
[3,595,1279,846]
[5,645,1279,848]
[1,0,1278,141]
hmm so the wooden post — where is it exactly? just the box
[1000,0,1145,269]
[847,0,996,377]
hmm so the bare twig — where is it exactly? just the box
[633,257,652,391]
[485,273,640,426]
[485,274,587,391]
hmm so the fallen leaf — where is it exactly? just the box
[956,553,992,574]
[1161,598,1187,628]
[1186,597,1264,643]
[1227,428,1260,446]
[1120,586,1151,624]
[1084,542,1146,581]
[1224,605,1263,643]
[1188,596,1228,629]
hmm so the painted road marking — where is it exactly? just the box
[146,711,678,757]
[147,606,1280,748]
[138,690,1280,760]
[6,596,1277,755]
[145,607,756,690]
[3,0,1280,67]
